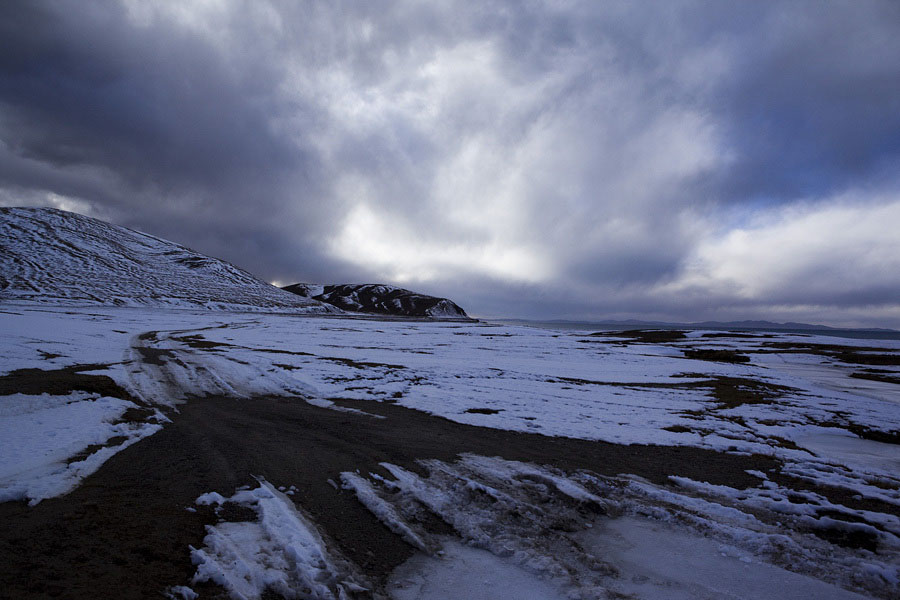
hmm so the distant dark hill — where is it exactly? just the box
[494,318,900,340]
[0,207,334,313]
[582,318,898,334]
[282,283,470,319]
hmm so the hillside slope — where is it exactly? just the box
[283,283,470,319]
[0,207,332,313]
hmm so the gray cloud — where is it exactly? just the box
[1,1,899,327]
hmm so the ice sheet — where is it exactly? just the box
[345,455,898,599]
[575,516,870,600]
[388,539,567,600]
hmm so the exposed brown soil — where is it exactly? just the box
[319,357,407,370]
[845,423,900,445]
[834,353,900,367]
[0,392,781,599]
[589,329,687,343]
[807,510,879,552]
[683,349,751,363]
[463,407,502,414]
[64,436,129,465]
[762,342,896,354]
[849,372,900,385]
[662,425,693,433]
[0,365,136,402]
[769,471,900,522]
[704,376,794,410]
[170,334,236,350]
[552,374,795,414]
[760,342,900,366]
[701,332,773,339]
[135,346,177,366]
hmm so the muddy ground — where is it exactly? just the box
[0,389,782,599]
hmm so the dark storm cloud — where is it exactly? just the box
[0,0,334,274]
[1,1,899,327]
[1,3,293,183]
[703,1,900,202]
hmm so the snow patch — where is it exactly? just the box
[340,472,434,553]
[189,480,370,600]
[195,492,226,506]
[0,392,161,505]
[166,585,199,600]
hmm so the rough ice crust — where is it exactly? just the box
[189,480,372,600]
[351,455,896,599]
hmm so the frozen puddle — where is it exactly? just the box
[576,516,870,600]
[796,430,900,473]
[388,540,565,600]
[387,515,870,600]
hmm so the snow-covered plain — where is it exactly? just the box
[2,304,899,598]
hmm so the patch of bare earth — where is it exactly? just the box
[0,391,781,599]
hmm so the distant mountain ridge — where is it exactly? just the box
[282,283,470,319]
[0,207,333,313]
[496,317,899,337]
[583,318,897,333]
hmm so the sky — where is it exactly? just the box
[2,0,900,327]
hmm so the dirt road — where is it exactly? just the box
[0,389,781,599]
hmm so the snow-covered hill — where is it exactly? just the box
[0,207,333,313]
[282,282,470,319]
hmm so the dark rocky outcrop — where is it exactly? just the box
[282,283,470,319]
